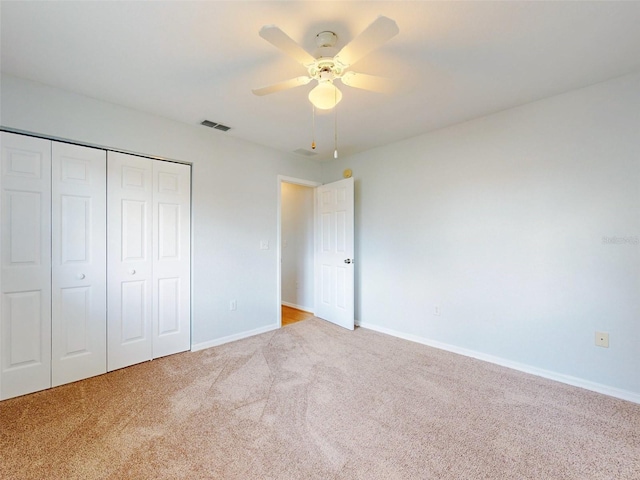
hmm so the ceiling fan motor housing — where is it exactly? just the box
[308,57,344,82]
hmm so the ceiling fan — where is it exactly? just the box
[252,16,399,110]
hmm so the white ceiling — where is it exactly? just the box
[2,1,640,161]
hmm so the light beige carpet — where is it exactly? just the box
[1,318,639,479]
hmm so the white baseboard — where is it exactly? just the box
[356,320,640,405]
[281,301,313,313]
[191,324,279,352]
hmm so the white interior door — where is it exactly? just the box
[315,177,355,330]
[152,161,190,358]
[51,142,106,387]
[0,132,52,399]
[107,152,153,371]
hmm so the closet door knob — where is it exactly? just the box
[129,269,136,275]
[77,273,86,280]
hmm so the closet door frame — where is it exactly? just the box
[0,130,192,398]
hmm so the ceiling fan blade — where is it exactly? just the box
[259,25,317,67]
[334,16,399,68]
[340,72,395,94]
[252,76,312,96]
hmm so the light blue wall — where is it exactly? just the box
[323,72,640,399]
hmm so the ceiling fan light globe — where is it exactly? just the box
[308,82,342,110]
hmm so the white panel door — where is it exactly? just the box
[51,142,106,387]
[315,177,354,330]
[0,132,52,400]
[107,152,153,371]
[152,161,190,358]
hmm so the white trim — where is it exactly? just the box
[191,324,279,352]
[278,175,322,187]
[357,321,640,405]
[189,164,195,354]
[281,301,314,313]
[0,127,190,165]
[276,175,321,329]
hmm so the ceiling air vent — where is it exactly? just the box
[200,120,231,132]
[293,148,317,157]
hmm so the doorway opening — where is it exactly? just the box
[277,176,321,327]
[281,305,315,326]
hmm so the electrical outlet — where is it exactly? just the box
[595,332,609,348]
[434,306,441,316]
[230,300,237,311]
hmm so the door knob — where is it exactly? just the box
[77,273,86,280]
[344,259,351,264]
[129,269,136,275]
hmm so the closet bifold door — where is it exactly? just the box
[107,152,153,371]
[152,160,191,358]
[107,153,191,371]
[0,132,52,400]
[51,142,106,387]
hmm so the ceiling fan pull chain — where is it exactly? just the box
[311,105,316,150]
[334,88,338,159]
